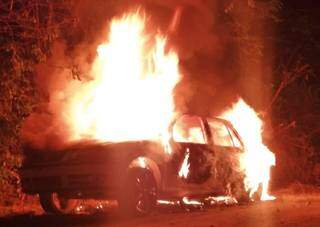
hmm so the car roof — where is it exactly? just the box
[176,113,232,125]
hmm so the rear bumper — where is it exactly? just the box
[20,164,121,199]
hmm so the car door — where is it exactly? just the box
[206,118,243,191]
[163,115,215,195]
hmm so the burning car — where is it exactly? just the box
[20,10,276,216]
[20,114,250,216]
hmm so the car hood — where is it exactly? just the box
[22,140,164,167]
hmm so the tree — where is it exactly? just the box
[0,0,74,204]
[270,6,320,186]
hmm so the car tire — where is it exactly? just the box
[118,168,157,216]
[39,193,78,215]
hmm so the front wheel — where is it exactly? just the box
[118,169,157,216]
[39,193,79,215]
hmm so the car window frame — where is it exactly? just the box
[171,115,208,145]
[225,123,244,150]
[207,118,234,148]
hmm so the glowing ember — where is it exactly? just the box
[178,148,190,179]
[182,197,202,206]
[205,196,238,205]
[62,11,180,142]
[157,199,177,205]
[221,99,276,201]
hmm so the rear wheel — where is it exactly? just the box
[39,193,78,214]
[118,169,157,216]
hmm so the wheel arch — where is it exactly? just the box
[128,156,161,189]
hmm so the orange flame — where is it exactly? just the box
[221,99,276,201]
[62,11,180,142]
[178,148,190,178]
[49,10,275,203]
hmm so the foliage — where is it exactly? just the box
[0,0,74,205]
[270,7,320,186]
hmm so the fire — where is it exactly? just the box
[49,9,275,203]
[63,11,180,142]
[221,99,276,201]
[182,197,202,206]
[178,148,190,179]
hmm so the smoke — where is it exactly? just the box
[21,43,90,149]
[21,0,273,149]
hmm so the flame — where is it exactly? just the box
[49,10,276,203]
[178,148,190,179]
[62,11,180,142]
[221,99,276,201]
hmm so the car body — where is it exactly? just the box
[20,114,248,215]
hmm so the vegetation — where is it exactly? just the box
[271,7,320,186]
[0,0,74,205]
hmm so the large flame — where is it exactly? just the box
[62,12,180,142]
[221,99,276,201]
[50,10,276,202]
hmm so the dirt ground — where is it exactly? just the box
[1,192,320,227]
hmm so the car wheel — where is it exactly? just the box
[39,193,79,215]
[119,168,157,216]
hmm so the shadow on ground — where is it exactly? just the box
[0,212,124,227]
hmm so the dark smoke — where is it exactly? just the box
[22,0,273,149]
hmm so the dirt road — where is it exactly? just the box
[1,193,320,227]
